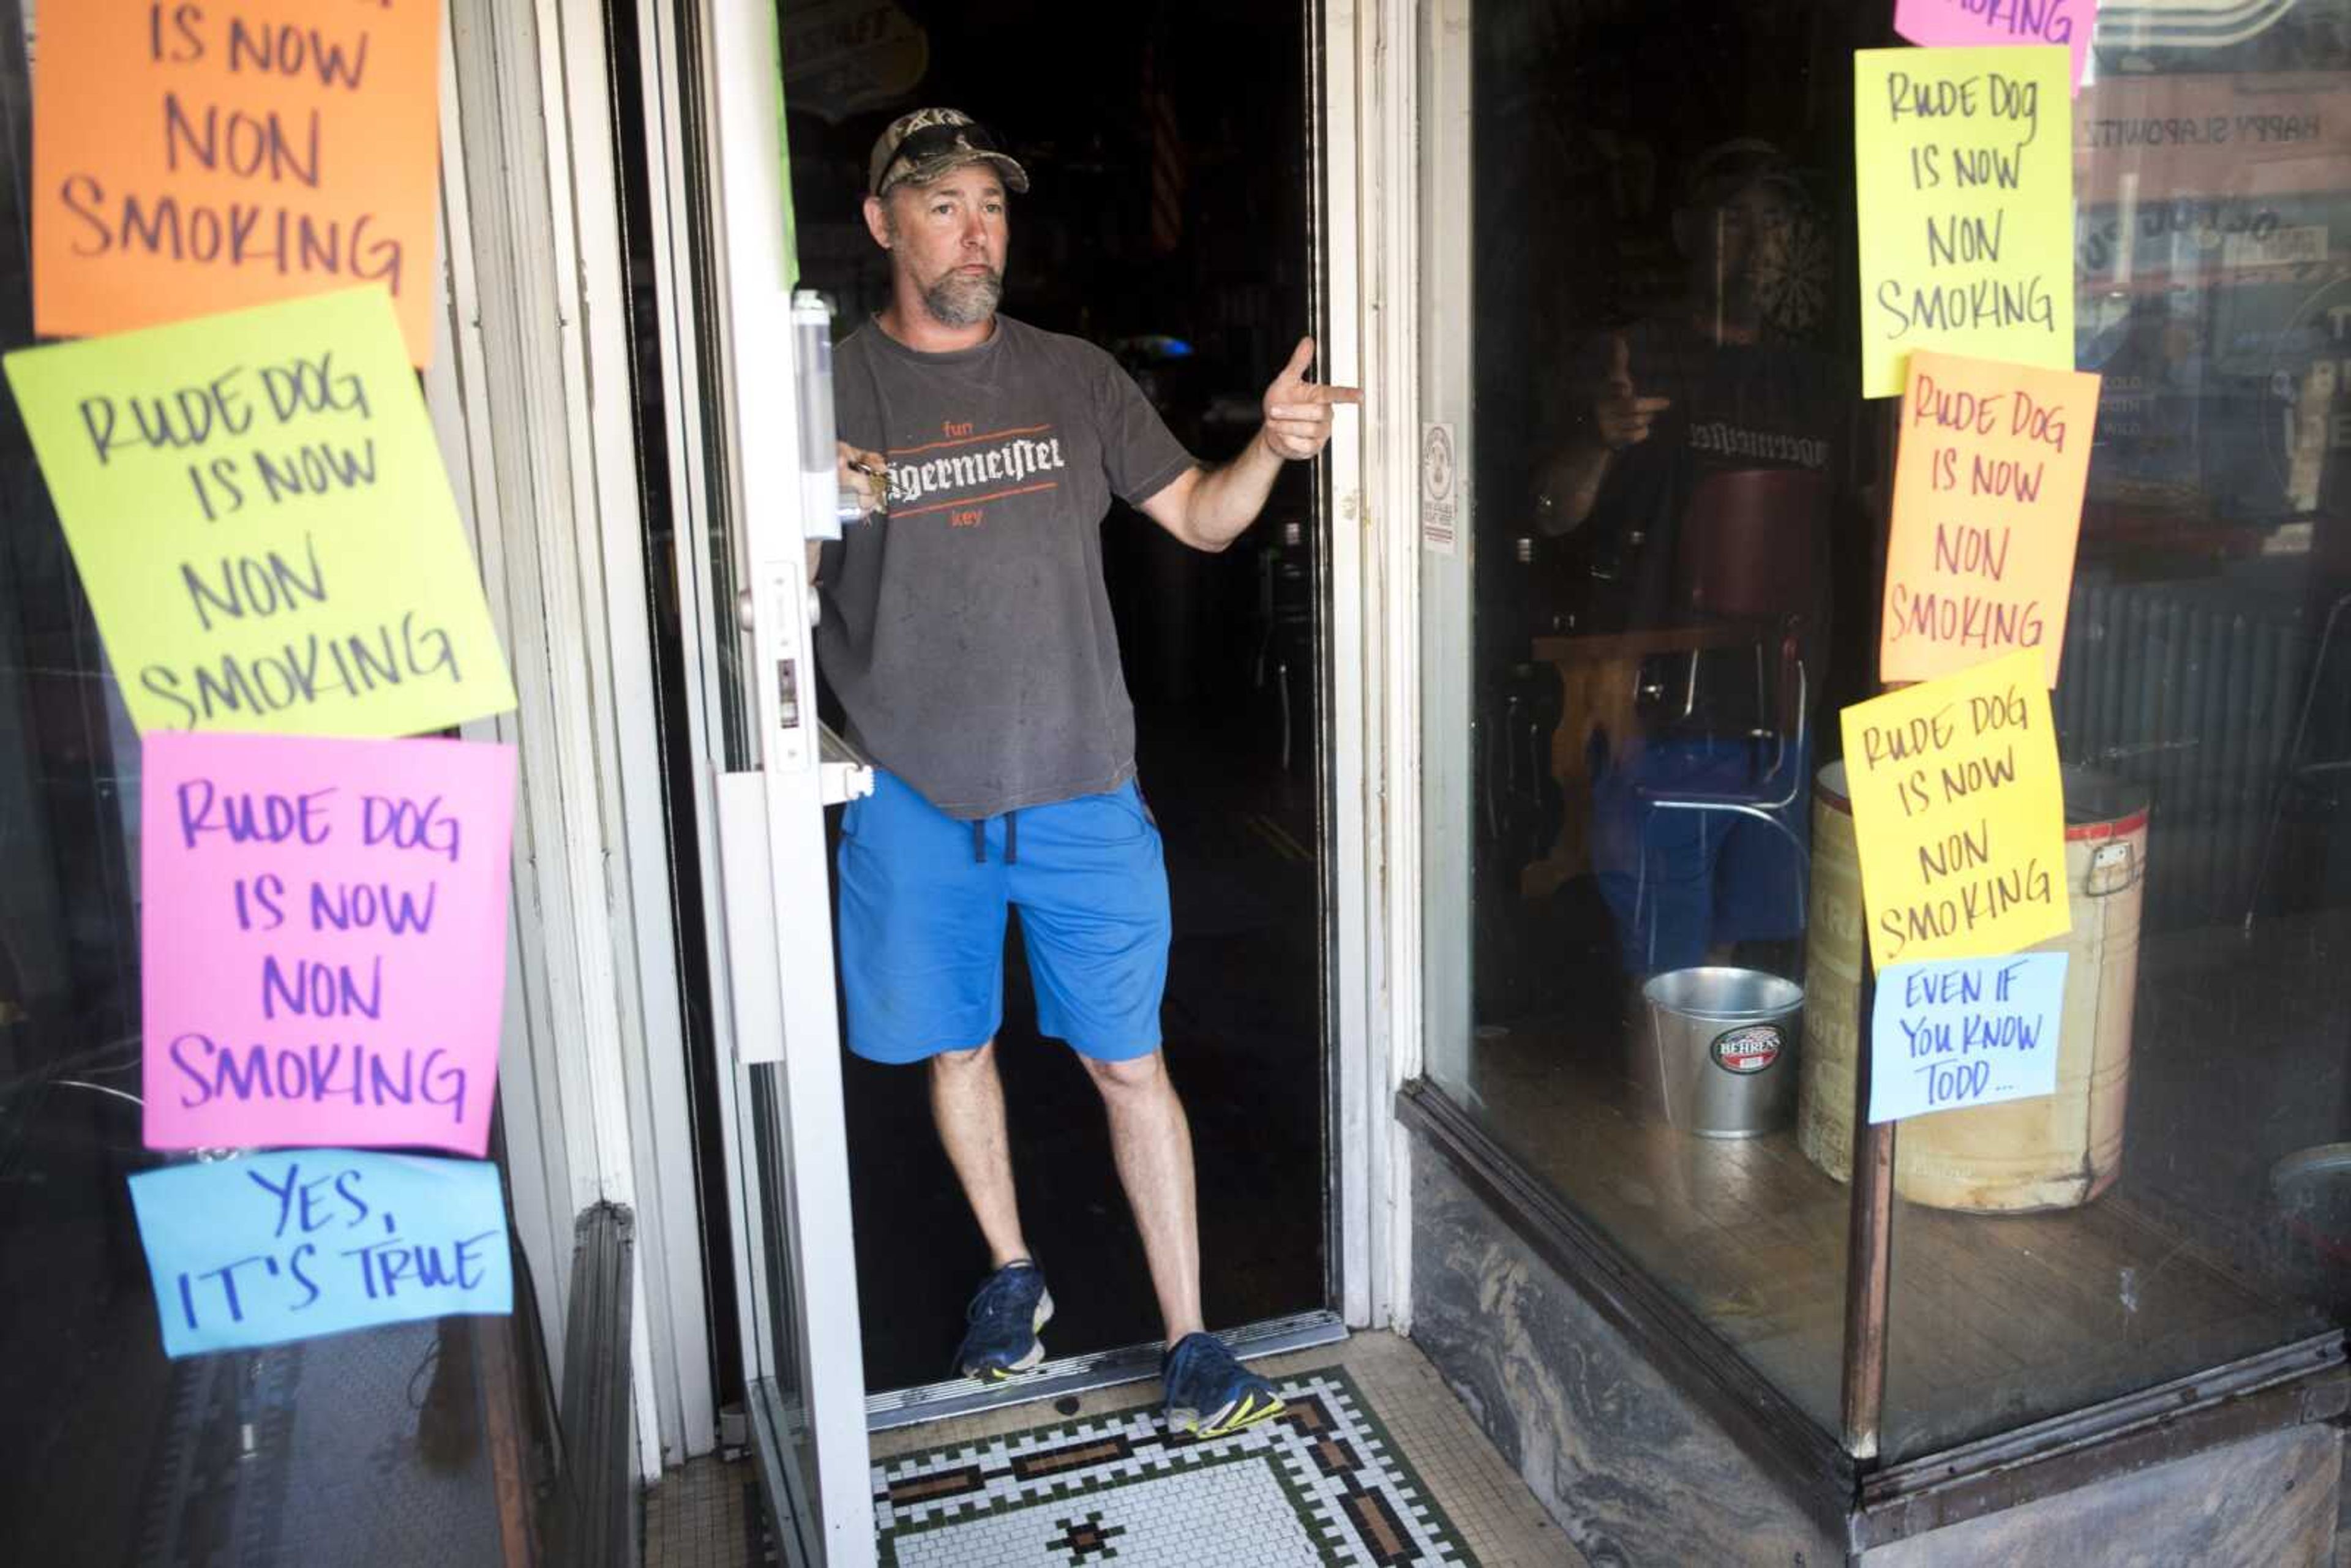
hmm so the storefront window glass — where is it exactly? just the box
[1880,4,2351,1461]
[1,4,558,1555]
[1421,0,2351,1458]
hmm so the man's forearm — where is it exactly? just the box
[1177,430,1287,551]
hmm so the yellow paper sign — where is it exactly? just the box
[1839,650,2070,968]
[1883,351,2099,686]
[4,288,516,737]
[1854,47,2075,399]
[32,0,444,367]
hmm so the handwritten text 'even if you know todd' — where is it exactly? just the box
[33,0,445,364]
[1839,650,2072,968]
[1869,952,2069,1122]
[1854,47,2075,398]
[1881,350,2099,686]
[141,731,516,1158]
[3,288,516,738]
[129,1150,511,1358]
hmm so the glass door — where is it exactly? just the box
[629,1,872,1562]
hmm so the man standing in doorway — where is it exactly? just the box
[814,108,1357,1438]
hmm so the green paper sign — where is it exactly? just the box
[4,287,516,737]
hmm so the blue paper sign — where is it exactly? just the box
[129,1149,512,1358]
[1869,953,2069,1123]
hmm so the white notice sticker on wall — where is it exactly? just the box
[1420,422,1458,555]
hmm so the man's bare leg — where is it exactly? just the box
[929,1040,1033,1269]
[1082,1051,1205,1344]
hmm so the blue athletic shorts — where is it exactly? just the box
[835,771,1172,1065]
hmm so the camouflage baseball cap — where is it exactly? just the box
[867,108,1030,198]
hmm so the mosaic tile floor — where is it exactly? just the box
[645,1332,1577,1567]
[873,1367,1467,1566]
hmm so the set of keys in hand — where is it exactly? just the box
[841,452,893,520]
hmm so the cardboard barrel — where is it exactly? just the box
[1797,760,2149,1213]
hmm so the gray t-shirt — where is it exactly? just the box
[816,315,1196,819]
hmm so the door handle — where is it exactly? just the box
[735,584,822,632]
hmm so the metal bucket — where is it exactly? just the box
[1641,967,1804,1138]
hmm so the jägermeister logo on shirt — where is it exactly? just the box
[887,421,1070,527]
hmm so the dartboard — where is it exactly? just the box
[1753,204,1832,342]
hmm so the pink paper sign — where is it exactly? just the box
[142,732,517,1157]
[1894,0,2094,94]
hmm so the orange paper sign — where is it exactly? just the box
[33,1,443,367]
[1881,351,2099,687]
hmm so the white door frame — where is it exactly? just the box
[696,0,875,1560]
[429,0,721,1479]
[628,0,785,1426]
[1323,0,1426,1335]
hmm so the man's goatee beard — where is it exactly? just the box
[923,269,1003,328]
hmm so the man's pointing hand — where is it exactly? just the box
[1259,336,1362,462]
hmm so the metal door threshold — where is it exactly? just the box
[864,1309,1348,1433]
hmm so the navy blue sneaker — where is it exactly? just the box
[953,1261,1053,1382]
[1160,1332,1285,1437]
